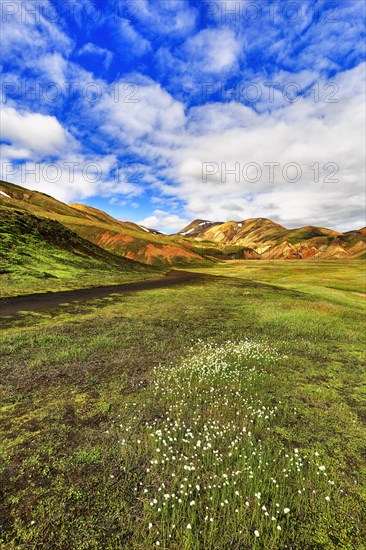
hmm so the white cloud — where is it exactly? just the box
[184,28,242,74]
[1,150,142,204]
[0,145,31,160]
[113,64,366,232]
[137,210,190,233]
[0,0,72,63]
[1,106,69,155]
[117,18,151,56]
[0,103,143,203]
[133,0,197,37]
[94,76,186,145]
[6,61,361,231]
[33,53,69,85]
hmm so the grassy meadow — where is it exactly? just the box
[0,261,365,548]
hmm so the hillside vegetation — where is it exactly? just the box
[0,207,157,297]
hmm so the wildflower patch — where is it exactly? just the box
[114,341,337,548]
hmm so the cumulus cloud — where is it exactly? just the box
[1,106,69,155]
[93,76,186,145]
[137,210,190,233]
[92,63,365,231]
[0,102,143,203]
[164,64,365,230]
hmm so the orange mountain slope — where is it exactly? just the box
[0,181,205,266]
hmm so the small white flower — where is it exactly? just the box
[190,500,195,506]
[187,523,192,529]
[319,465,326,471]
[284,508,290,514]
[254,529,260,537]
[325,496,330,501]
[277,525,282,531]
[149,523,153,530]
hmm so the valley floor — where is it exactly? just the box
[0,261,365,548]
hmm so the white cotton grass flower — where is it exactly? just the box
[116,341,336,547]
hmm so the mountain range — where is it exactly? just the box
[178,219,366,260]
[1,180,365,280]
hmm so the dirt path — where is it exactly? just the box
[0,271,204,316]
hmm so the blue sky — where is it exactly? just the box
[1,0,365,231]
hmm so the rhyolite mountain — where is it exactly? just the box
[177,219,366,260]
[1,180,365,265]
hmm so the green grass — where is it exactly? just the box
[0,262,365,548]
[187,260,366,302]
[0,208,159,297]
